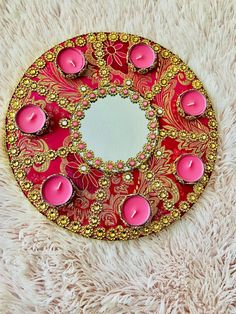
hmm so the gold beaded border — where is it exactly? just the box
[65,82,159,173]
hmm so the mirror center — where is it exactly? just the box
[80,95,149,163]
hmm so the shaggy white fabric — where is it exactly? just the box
[0,0,236,313]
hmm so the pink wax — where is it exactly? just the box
[56,47,85,74]
[176,155,204,183]
[15,104,46,134]
[129,44,156,69]
[122,195,151,226]
[180,90,207,116]
[42,175,74,206]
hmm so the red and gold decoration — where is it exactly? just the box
[5,32,218,240]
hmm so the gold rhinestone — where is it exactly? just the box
[125,79,132,86]
[59,98,67,106]
[48,150,56,159]
[207,109,214,117]
[57,215,69,226]
[162,50,170,58]
[8,135,15,143]
[146,172,153,179]
[58,148,67,157]
[152,84,161,93]
[101,79,109,86]
[22,78,30,86]
[207,153,215,161]
[140,164,148,171]
[99,178,108,187]
[209,142,217,149]
[9,148,18,156]
[188,193,197,203]
[155,150,162,157]
[159,191,167,199]
[84,226,93,236]
[76,37,86,46]
[87,33,96,42]
[153,44,161,52]
[165,201,173,210]
[96,50,104,57]
[45,52,55,61]
[209,120,217,128]
[16,171,24,179]
[120,33,129,42]
[172,210,180,218]
[108,32,118,41]
[159,130,166,137]
[190,133,197,140]
[180,130,187,138]
[131,35,140,43]
[89,216,99,226]
[179,201,189,211]
[160,79,167,86]
[170,130,177,138]
[192,80,202,89]
[11,99,20,109]
[157,108,163,115]
[23,181,31,190]
[60,119,69,127]
[210,131,218,139]
[181,64,187,71]
[91,202,102,212]
[145,92,153,99]
[36,59,46,68]
[194,183,204,193]
[152,222,162,232]
[97,32,107,41]
[8,124,15,131]
[70,221,80,231]
[12,160,19,167]
[98,59,105,66]
[38,203,47,211]
[96,228,105,238]
[172,56,179,64]
[162,217,169,224]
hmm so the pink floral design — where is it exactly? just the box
[65,154,103,193]
[104,41,126,67]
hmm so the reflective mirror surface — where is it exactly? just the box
[80,95,149,162]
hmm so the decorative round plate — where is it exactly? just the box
[5,32,218,240]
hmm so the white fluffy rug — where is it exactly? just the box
[0,0,236,313]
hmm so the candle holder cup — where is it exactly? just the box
[41,174,76,208]
[177,89,207,120]
[118,193,155,228]
[127,44,158,74]
[55,48,88,79]
[174,154,205,185]
[15,105,50,136]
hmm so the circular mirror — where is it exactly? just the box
[80,95,149,163]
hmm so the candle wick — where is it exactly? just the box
[136,55,143,60]
[70,60,76,67]
[187,102,195,107]
[28,112,35,120]
[56,181,62,190]
[189,160,193,168]
[131,210,136,218]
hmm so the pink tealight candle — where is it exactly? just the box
[41,175,74,206]
[176,154,204,183]
[128,44,157,72]
[15,104,48,135]
[180,90,207,117]
[121,195,151,226]
[56,47,86,77]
